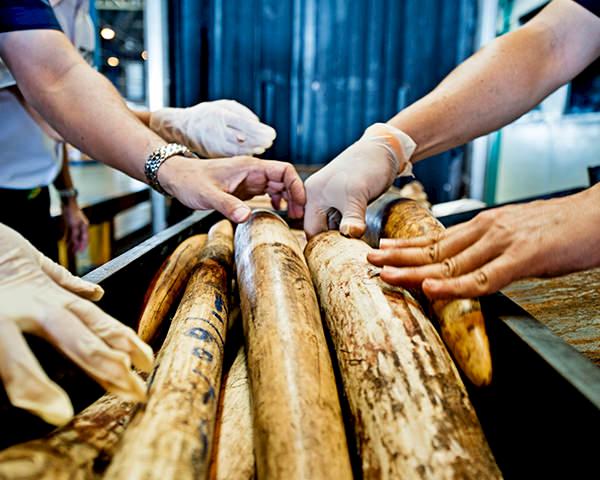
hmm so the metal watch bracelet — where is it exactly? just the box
[144,143,195,195]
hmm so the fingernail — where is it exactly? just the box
[232,206,251,223]
[380,239,392,248]
[340,223,365,238]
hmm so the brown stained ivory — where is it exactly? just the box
[305,231,502,479]
[0,394,134,480]
[209,346,254,480]
[137,233,208,344]
[381,199,492,387]
[235,210,352,479]
[105,220,233,480]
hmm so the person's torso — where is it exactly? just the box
[0,0,94,189]
[0,89,61,189]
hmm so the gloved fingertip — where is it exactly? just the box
[108,371,148,403]
[87,284,105,302]
[262,123,276,137]
[131,339,155,373]
[253,147,266,155]
[340,221,367,238]
[12,388,74,426]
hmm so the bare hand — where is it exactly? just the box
[158,155,306,222]
[368,185,600,299]
[62,200,89,253]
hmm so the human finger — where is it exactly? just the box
[422,255,520,299]
[339,196,368,238]
[217,99,260,121]
[371,224,484,267]
[0,321,73,426]
[303,200,329,238]
[38,254,103,301]
[67,298,154,373]
[378,236,502,286]
[262,160,305,218]
[38,303,146,402]
[208,187,252,223]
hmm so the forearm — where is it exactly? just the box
[389,0,600,162]
[0,30,164,182]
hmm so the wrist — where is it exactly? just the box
[362,123,417,176]
[57,187,78,205]
[144,143,196,195]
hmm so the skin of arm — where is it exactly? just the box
[389,0,600,161]
[53,144,89,253]
[0,30,161,180]
[367,0,600,298]
[0,29,305,221]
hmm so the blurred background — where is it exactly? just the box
[57,0,599,273]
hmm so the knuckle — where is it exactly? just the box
[426,243,440,263]
[441,257,457,278]
[473,269,490,294]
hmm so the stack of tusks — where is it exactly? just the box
[0,199,501,479]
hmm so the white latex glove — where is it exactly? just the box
[303,123,417,238]
[149,100,277,158]
[0,224,153,426]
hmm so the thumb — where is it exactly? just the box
[210,189,252,224]
[38,254,104,301]
[339,198,367,238]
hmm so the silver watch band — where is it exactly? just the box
[144,143,195,195]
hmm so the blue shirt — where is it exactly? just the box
[0,0,62,33]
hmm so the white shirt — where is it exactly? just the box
[0,0,95,189]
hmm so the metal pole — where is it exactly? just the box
[145,0,169,233]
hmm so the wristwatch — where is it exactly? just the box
[144,143,197,195]
[58,188,78,203]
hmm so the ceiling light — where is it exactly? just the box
[100,27,116,40]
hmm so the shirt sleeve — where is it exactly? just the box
[574,0,600,18]
[0,0,62,33]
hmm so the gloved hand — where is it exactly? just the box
[303,123,416,238]
[0,224,154,426]
[149,100,277,158]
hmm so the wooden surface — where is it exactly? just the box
[235,210,352,479]
[306,232,501,479]
[503,268,600,367]
[105,221,234,480]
